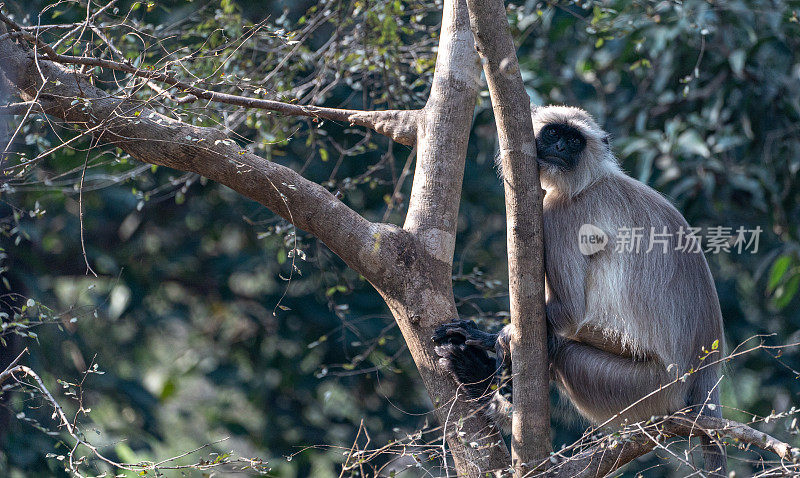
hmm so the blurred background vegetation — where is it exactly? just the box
[0,0,798,476]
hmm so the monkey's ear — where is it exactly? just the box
[602,135,610,146]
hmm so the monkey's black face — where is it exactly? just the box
[535,123,586,171]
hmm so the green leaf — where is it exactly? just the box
[160,378,176,400]
[768,255,792,293]
[775,274,800,310]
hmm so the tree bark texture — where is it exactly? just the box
[466,0,551,474]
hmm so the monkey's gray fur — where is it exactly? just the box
[434,105,726,476]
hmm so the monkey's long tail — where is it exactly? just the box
[689,373,727,478]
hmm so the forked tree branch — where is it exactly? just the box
[384,0,514,473]
[0,4,510,475]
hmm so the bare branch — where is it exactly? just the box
[545,413,800,478]
[663,414,800,463]
[0,10,418,146]
[0,101,41,115]
[546,433,655,478]
[0,346,27,377]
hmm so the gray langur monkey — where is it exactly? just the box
[433,105,726,476]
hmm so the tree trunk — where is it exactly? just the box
[466,0,551,474]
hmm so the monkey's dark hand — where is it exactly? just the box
[433,340,497,403]
[431,319,498,351]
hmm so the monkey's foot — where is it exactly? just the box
[431,319,498,351]
[434,339,497,402]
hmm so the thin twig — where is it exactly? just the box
[78,140,98,277]
[0,346,28,378]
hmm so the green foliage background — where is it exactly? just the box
[0,0,798,476]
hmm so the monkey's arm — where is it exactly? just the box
[431,319,499,351]
[433,290,577,377]
[545,292,572,333]
[433,321,514,434]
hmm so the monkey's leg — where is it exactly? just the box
[551,340,681,425]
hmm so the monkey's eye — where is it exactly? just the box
[545,128,559,139]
